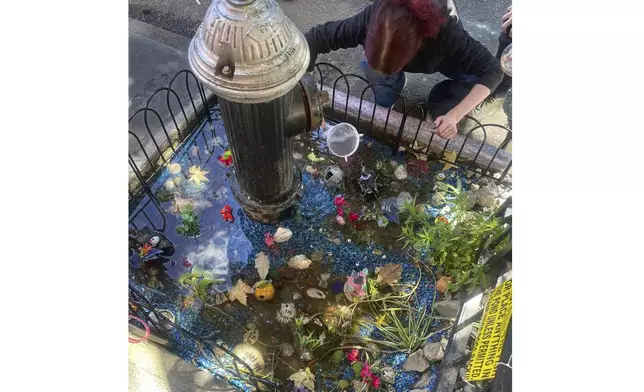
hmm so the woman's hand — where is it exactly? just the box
[434,112,459,139]
[501,6,512,37]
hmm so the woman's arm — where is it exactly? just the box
[433,19,504,138]
[303,2,377,71]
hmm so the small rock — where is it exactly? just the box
[476,187,496,208]
[459,367,468,379]
[280,343,294,357]
[366,342,381,358]
[292,292,302,300]
[463,385,476,392]
[478,178,490,186]
[273,227,293,243]
[304,165,316,174]
[413,371,431,388]
[381,366,395,384]
[393,165,408,180]
[293,152,303,160]
[434,300,460,318]
[336,216,346,225]
[324,165,343,185]
[470,183,480,191]
[332,238,342,246]
[390,160,399,168]
[402,349,430,372]
[395,191,413,210]
[422,342,444,362]
[440,338,449,351]
[438,205,451,215]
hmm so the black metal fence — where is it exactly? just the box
[128,68,513,392]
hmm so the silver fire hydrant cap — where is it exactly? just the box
[189,0,310,104]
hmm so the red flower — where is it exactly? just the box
[437,215,449,225]
[336,207,344,217]
[334,195,346,208]
[217,150,233,166]
[371,376,381,389]
[221,205,233,214]
[182,257,192,267]
[348,212,359,224]
[264,233,275,247]
[347,349,359,363]
[360,362,371,379]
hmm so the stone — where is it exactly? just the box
[470,183,480,191]
[393,165,408,180]
[413,371,431,388]
[293,152,303,160]
[390,160,399,168]
[292,292,302,300]
[422,342,444,362]
[304,165,316,174]
[440,338,449,351]
[434,300,460,318]
[402,349,431,372]
[462,385,476,392]
[280,343,294,357]
[395,191,413,210]
[476,187,496,208]
[459,367,468,379]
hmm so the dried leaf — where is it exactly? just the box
[228,279,253,306]
[375,263,402,287]
[442,150,458,171]
[255,251,270,280]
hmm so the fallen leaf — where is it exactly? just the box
[442,150,458,171]
[228,279,253,306]
[255,251,270,280]
[375,263,402,287]
[188,166,209,186]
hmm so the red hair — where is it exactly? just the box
[365,0,447,74]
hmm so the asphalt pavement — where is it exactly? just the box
[129,0,511,120]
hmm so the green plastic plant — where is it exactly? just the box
[178,271,225,302]
[398,195,507,293]
[175,204,201,237]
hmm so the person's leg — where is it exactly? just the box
[360,59,406,108]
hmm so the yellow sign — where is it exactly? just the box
[465,279,512,381]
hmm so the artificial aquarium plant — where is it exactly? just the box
[398,194,507,293]
[175,204,201,237]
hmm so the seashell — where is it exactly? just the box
[276,303,296,324]
[344,269,368,302]
[280,343,295,357]
[233,344,264,372]
[336,216,346,225]
[168,163,182,175]
[318,273,330,289]
[288,255,312,270]
[253,280,275,302]
[273,227,293,243]
[292,292,302,300]
[243,329,260,345]
[306,288,326,299]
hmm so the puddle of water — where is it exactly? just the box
[129,106,488,391]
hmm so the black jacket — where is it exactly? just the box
[304,0,503,92]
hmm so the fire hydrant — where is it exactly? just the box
[189,0,328,223]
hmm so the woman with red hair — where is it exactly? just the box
[305,0,504,140]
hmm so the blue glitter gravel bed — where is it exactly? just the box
[129,106,479,392]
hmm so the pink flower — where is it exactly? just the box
[360,362,371,380]
[347,349,359,363]
[348,212,359,224]
[371,376,381,389]
[334,195,346,208]
[337,207,344,217]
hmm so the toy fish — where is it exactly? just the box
[217,149,233,166]
[220,205,234,223]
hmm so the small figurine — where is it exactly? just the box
[344,269,369,301]
[220,205,234,223]
[357,162,379,199]
[217,149,233,166]
[253,280,276,302]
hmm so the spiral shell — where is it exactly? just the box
[288,255,312,270]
